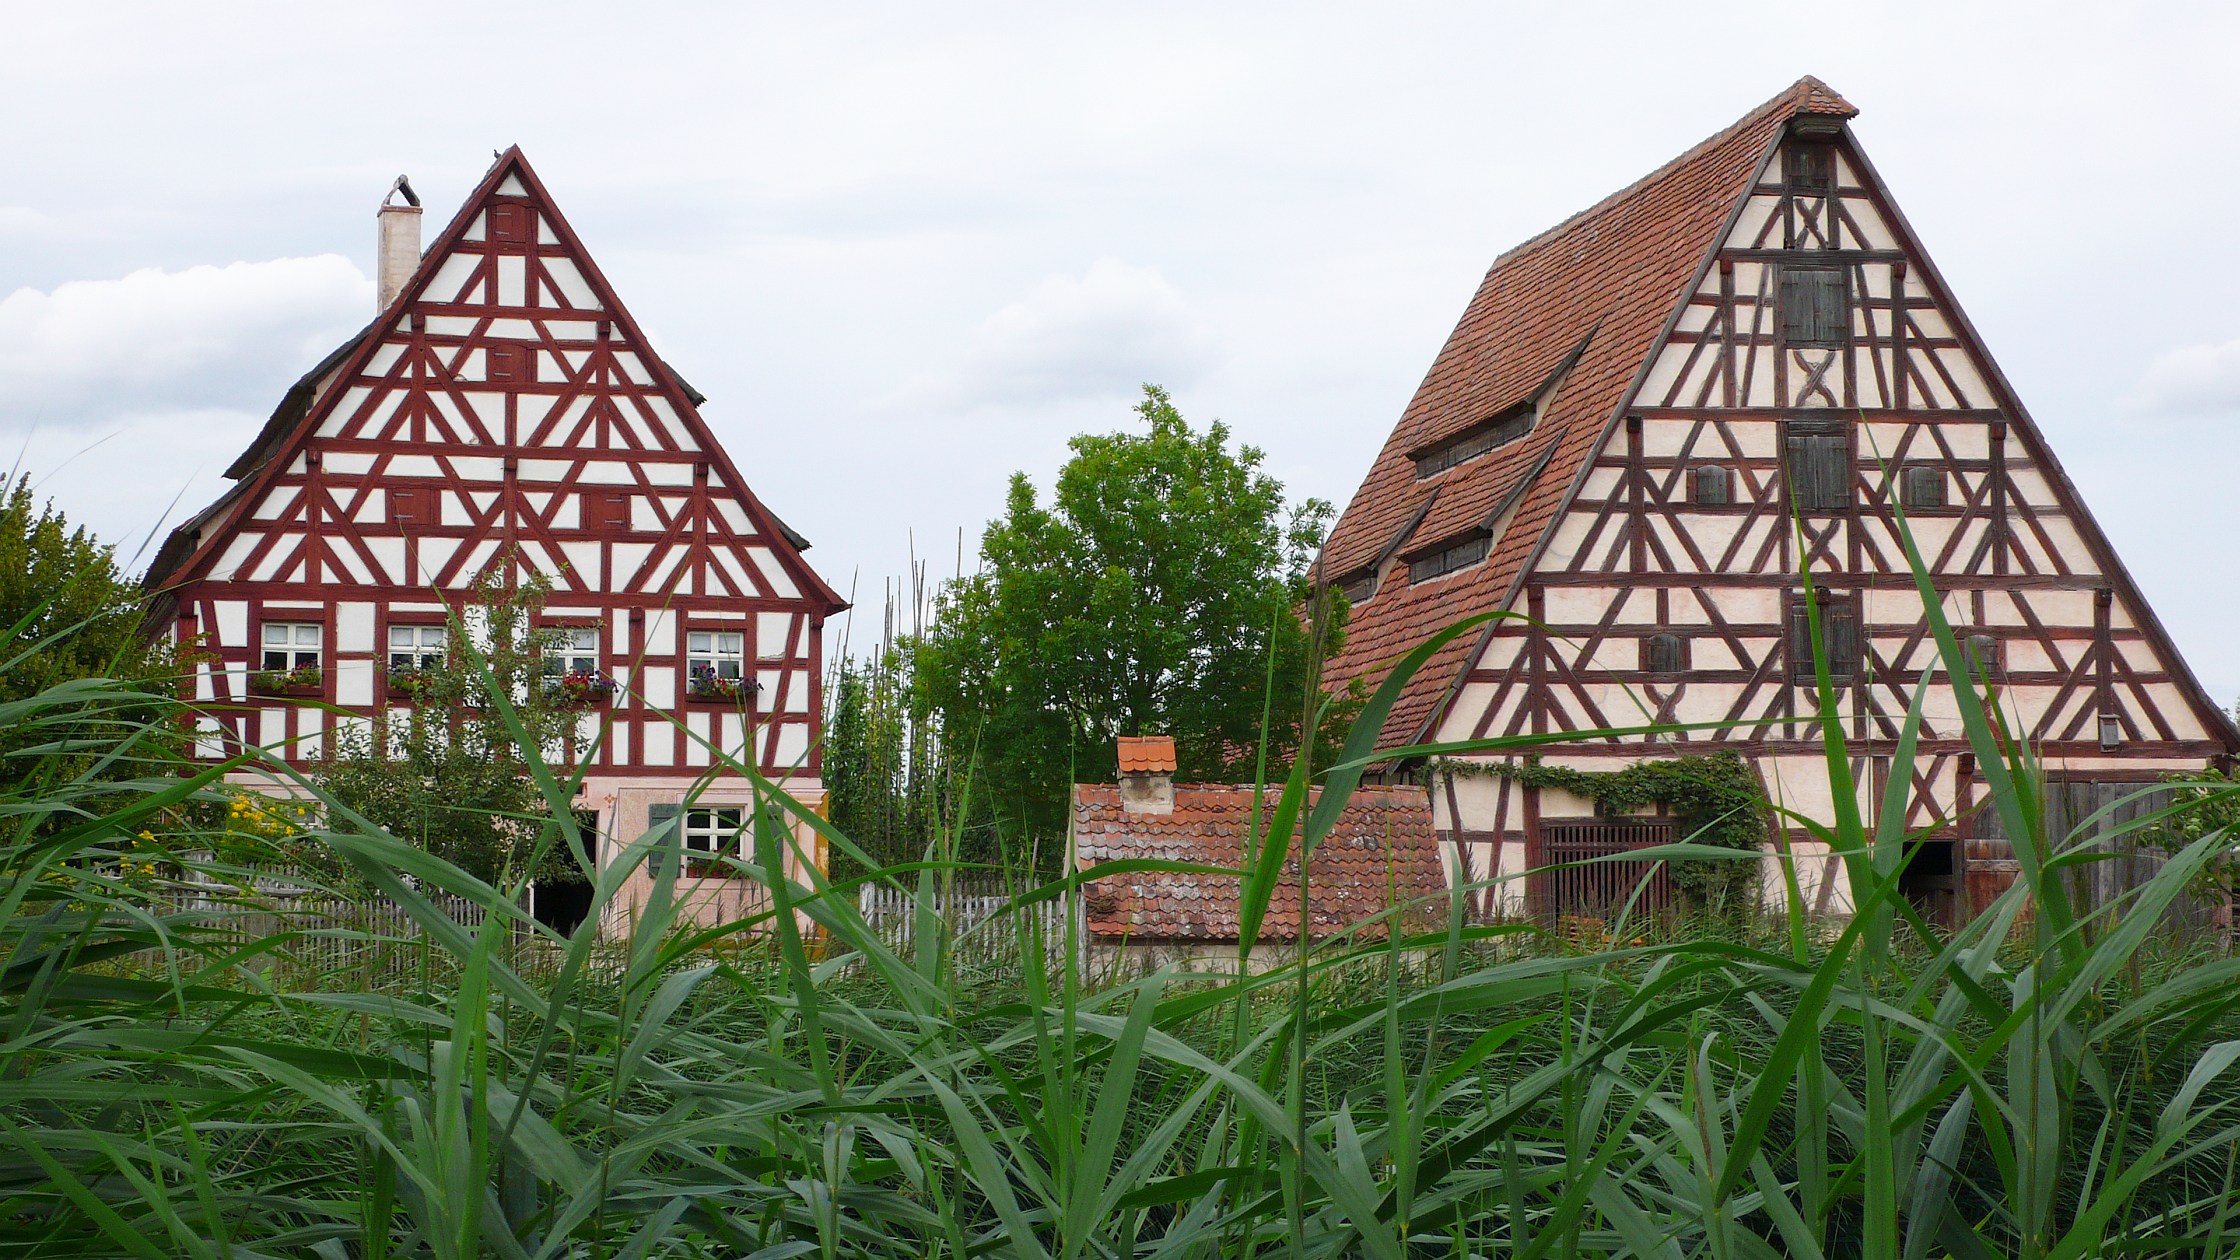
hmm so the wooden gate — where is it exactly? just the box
[1532,818,1676,920]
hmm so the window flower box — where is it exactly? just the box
[386,666,440,702]
[548,669,618,706]
[685,665,759,705]
[249,665,323,697]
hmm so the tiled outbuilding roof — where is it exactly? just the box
[1318,76,1857,750]
[1072,784,1446,942]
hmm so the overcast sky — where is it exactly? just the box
[6,4,2239,699]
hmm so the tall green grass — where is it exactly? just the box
[6,558,2240,1257]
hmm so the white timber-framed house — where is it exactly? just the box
[144,148,848,932]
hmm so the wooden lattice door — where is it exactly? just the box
[1531,818,1676,920]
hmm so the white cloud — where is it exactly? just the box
[0,255,372,428]
[2121,336,2240,418]
[906,258,1214,410]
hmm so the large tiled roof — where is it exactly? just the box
[1072,784,1445,942]
[1318,77,1857,750]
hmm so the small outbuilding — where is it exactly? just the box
[1070,737,1449,966]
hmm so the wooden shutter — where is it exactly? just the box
[1966,634,2002,683]
[586,492,632,531]
[1901,466,1945,509]
[388,487,428,526]
[646,803,681,877]
[490,203,530,245]
[1781,267,1847,347]
[1691,465,1731,507]
[1790,591,1857,684]
[1643,633,1684,676]
[488,345,533,384]
[1784,421,1849,511]
[1824,596,1859,682]
[1786,143,1834,191]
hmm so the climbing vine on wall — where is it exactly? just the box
[1430,751,1769,905]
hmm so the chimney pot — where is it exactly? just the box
[376,176,423,313]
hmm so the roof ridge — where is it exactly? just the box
[1484,76,1854,273]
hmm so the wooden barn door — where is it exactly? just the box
[1969,777,2203,932]
[1530,818,1676,921]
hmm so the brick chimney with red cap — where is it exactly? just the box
[1116,735,1176,815]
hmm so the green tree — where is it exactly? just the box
[0,476,180,788]
[905,385,1348,848]
[3,476,170,699]
[318,571,594,886]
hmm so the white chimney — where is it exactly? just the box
[376,175,422,312]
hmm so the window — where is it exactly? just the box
[261,622,322,671]
[1780,266,1849,347]
[1690,465,1733,507]
[1785,142,1835,192]
[388,624,447,673]
[1642,633,1686,676]
[1413,404,1536,477]
[1337,572,1377,604]
[688,631,744,679]
[1787,590,1859,685]
[584,492,633,531]
[488,344,534,384]
[550,627,599,675]
[388,487,431,526]
[686,630,748,700]
[1408,533,1490,583]
[682,807,744,874]
[1783,418,1851,512]
[1900,465,1946,510]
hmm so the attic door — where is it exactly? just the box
[1529,818,1674,921]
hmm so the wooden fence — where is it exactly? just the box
[855,878,1074,971]
[130,883,514,987]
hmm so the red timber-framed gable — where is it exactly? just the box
[147,147,847,780]
[1317,77,2239,920]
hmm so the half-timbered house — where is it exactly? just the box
[145,149,847,931]
[1317,78,2239,923]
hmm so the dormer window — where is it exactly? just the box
[1407,532,1490,583]
[1336,570,1376,604]
[1413,403,1535,478]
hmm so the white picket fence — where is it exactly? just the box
[855,878,1074,971]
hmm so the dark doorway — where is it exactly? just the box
[1898,838,1960,931]
[530,809,599,938]
[531,879,592,937]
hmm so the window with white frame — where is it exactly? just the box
[686,629,747,700]
[551,627,599,675]
[388,624,447,673]
[682,807,743,873]
[688,631,744,679]
[261,623,321,671]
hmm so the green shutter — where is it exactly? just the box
[647,803,681,878]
